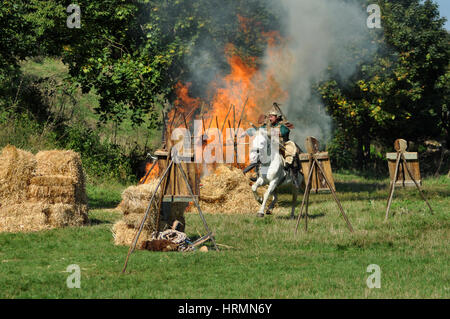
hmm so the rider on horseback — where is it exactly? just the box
[244,102,301,188]
[262,103,300,188]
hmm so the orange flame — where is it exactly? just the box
[140,162,160,184]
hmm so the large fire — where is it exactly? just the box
[142,16,288,183]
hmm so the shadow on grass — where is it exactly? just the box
[276,212,326,220]
[88,218,113,226]
[275,181,386,194]
[334,181,387,193]
[88,198,122,210]
[274,179,450,205]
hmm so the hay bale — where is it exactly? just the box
[0,146,89,233]
[35,150,83,180]
[117,180,161,232]
[120,179,161,202]
[30,175,75,186]
[111,220,153,247]
[0,202,88,233]
[28,185,76,204]
[47,204,89,228]
[0,203,50,233]
[191,165,264,214]
[0,145,36,207]
[198,165,241,202]
[35,150,87,205]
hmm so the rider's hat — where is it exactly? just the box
[267,103,282,117]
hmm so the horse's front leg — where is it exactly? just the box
[257,179,279,217]
[251,177,264,204]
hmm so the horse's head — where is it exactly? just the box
[249,128,271,164]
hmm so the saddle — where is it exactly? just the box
[280,141,302,172]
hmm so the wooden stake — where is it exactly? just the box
[182,112,188,129]
[191,232,213,248]
[169,108,177,130]
[295,154,354,234]
[400,152,433,214]
[385,151,433,221]
[295,157,315,234]
[236,96,249,132]
[220,104,233,133]
[385,152,401,221]
[233,104,236,131]
[207,114,214,131]
[304,182,310,232]
[313,157,353,232]
[232,104,238,166]
[227,119,233,140]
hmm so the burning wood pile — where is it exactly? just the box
[136,32,288,216]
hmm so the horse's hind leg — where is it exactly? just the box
[266,192,278,215]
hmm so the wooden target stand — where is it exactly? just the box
[385,139,433,221]
[295,137,354,234]
[121,144,218,274]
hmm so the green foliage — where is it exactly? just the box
[61,124,134,182]
[0,109,58,152]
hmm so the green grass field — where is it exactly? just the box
[0,172,448,299]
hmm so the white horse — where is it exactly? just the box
[248,128,304,219]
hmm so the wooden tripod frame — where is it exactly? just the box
[121,148,218,274]
[385,139,433,221]
[295,138,354,234]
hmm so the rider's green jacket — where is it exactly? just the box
[260,122,290,142]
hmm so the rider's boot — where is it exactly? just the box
[249,172,258,182]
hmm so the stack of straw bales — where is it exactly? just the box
[188,165,266,214]
[0,145,89,233]
[112,179,188,247]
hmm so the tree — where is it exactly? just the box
[25,0,280,128]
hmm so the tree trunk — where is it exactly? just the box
[357,134,371,170]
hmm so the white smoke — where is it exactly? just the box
[181,0,377,151]
[264,0,376,150]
